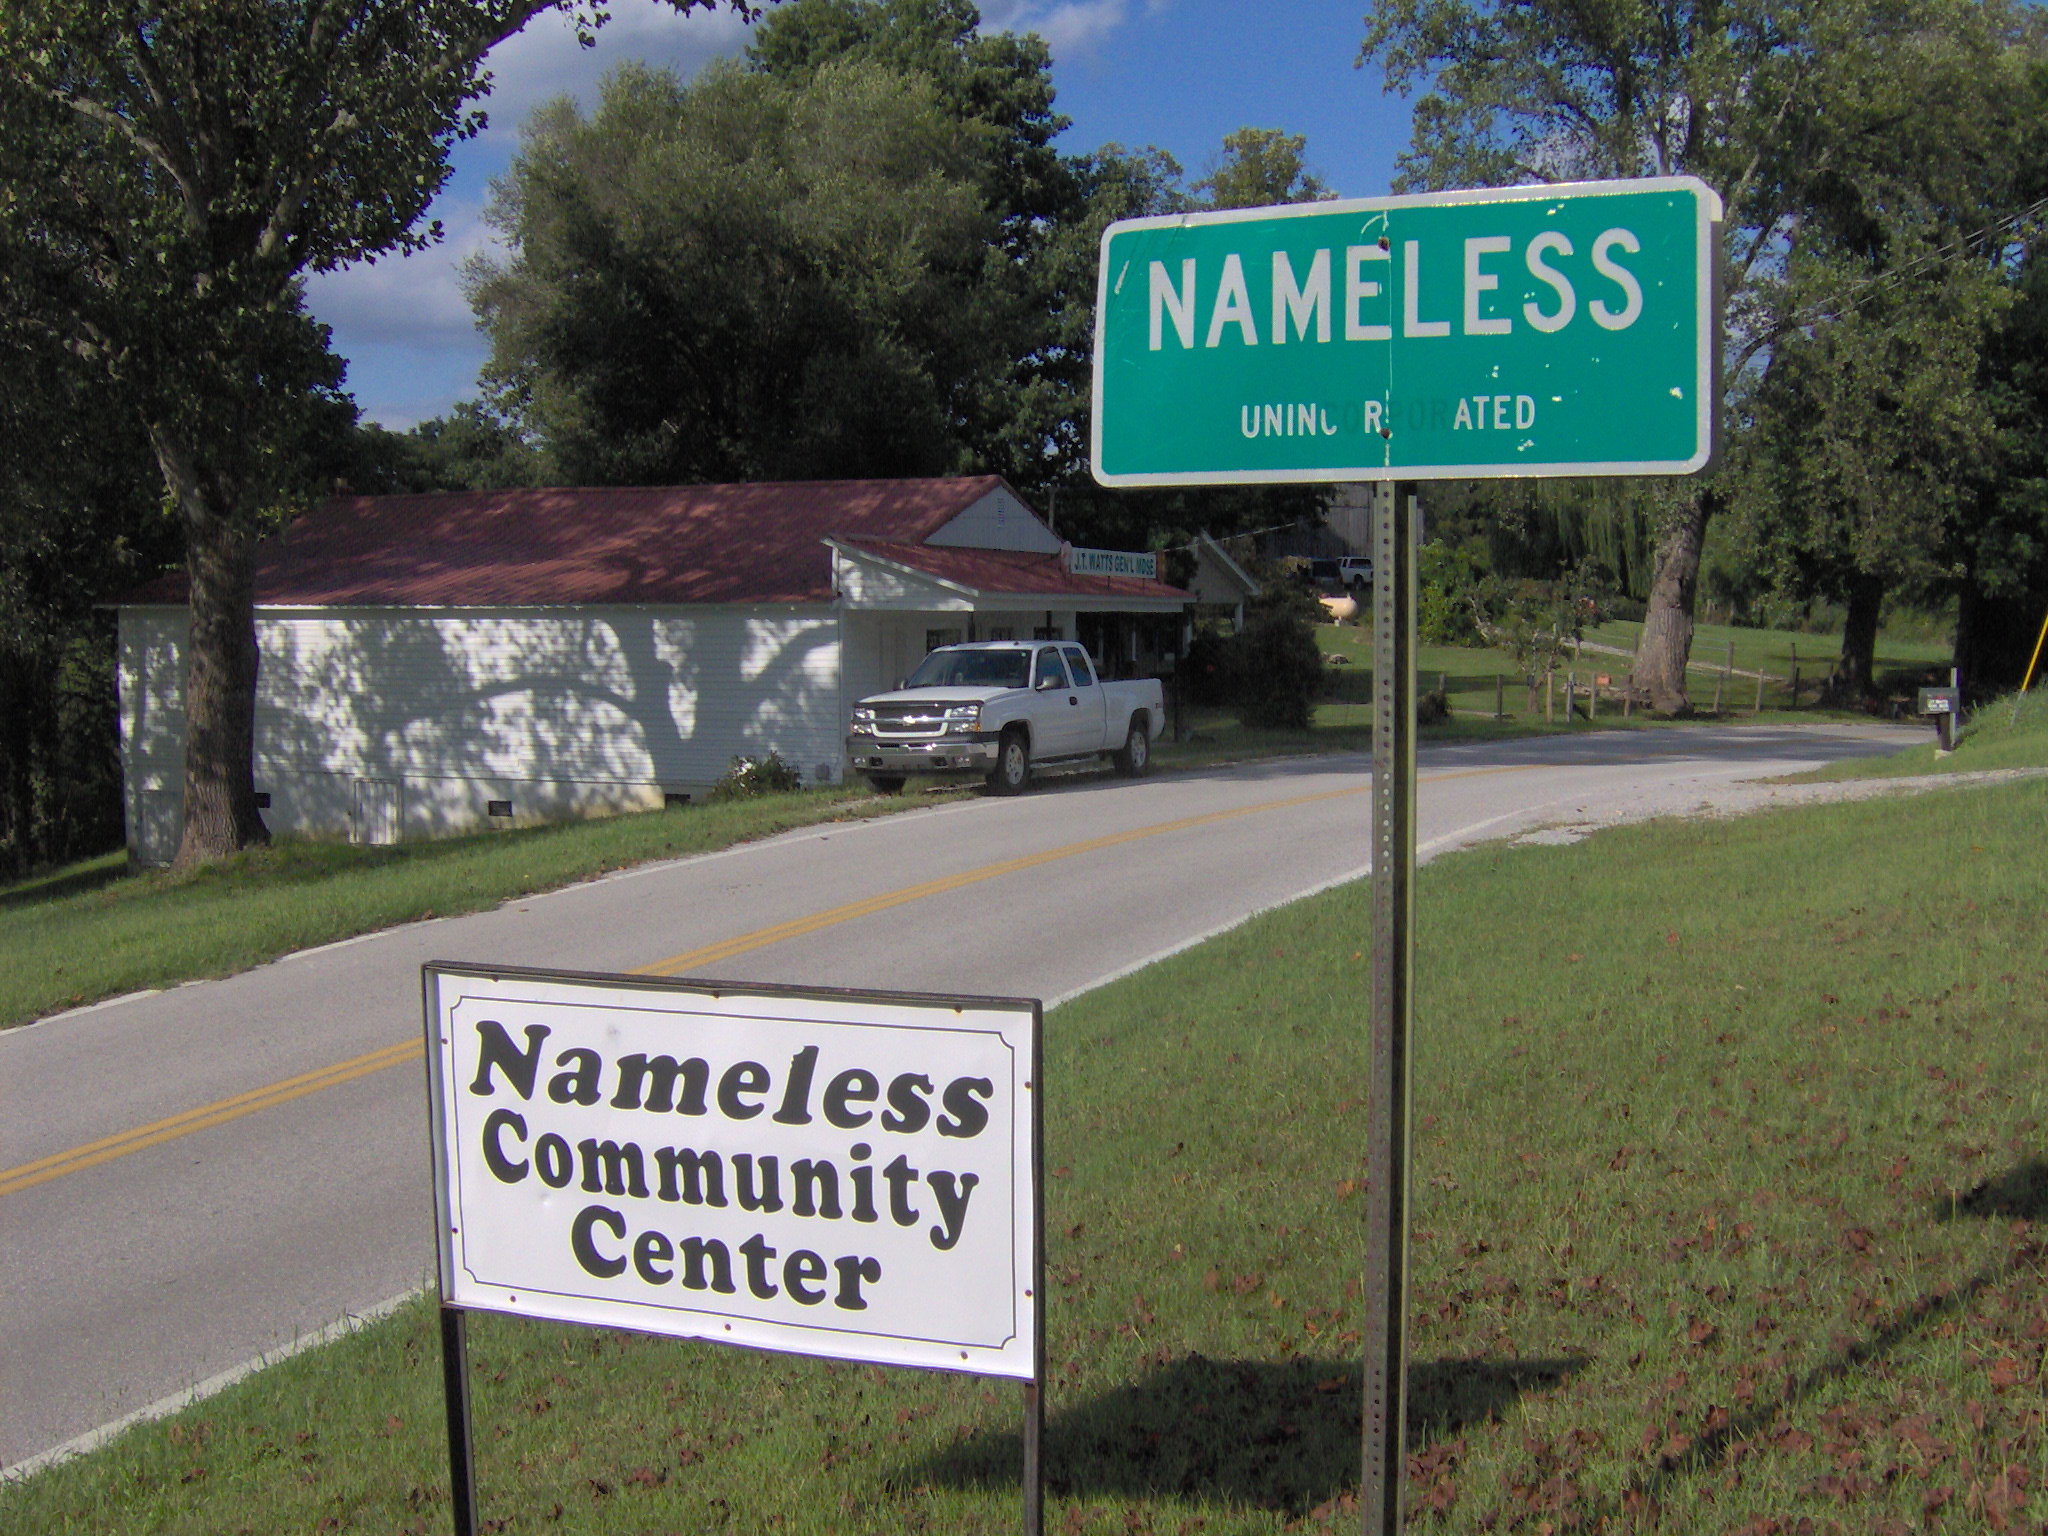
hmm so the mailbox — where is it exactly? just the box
[1917,687,1959,715]
[1918,686,1962,750]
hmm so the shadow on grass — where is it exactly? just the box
[1941,1158,2048,1222]
[913,1352,1584,1516]
[0,855,133,910]
[1581,1172,2048,1524]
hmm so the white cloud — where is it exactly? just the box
[978,0,1170,60]
[305,195,496,349]
[308,0,759,429]
[473,0,757,141]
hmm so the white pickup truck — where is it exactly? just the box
[846,640,1164,795]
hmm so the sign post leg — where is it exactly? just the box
[1023,1378,1044,1535]
[440,1304,479,1536]
[1023,1007,1046,1536]
[1363,482,1417,1533]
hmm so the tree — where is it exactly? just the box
[1194,127,1333,210]
[0,280,173,874]
[1736,258,2011,700]
[1358,0,2037,713]
[470,57,1005,484]
[1725,14,2048,699]
[746,0,1095,494]
[0,0,754,868]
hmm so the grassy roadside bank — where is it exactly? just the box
[7,771,2042,1531]
[1791,688,2048,782]
[0,787,961,1031]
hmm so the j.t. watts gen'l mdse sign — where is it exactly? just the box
[1091,177,1722,485]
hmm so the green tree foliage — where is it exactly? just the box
[0,297,175,874]
[471,57,1009,485]
[0,0,752,867]
[746,0,1095,491]
[1722,13,2046,699]
[1358,0,2041,713]
[1179,566,1327,729]
[1193,127,1333,209]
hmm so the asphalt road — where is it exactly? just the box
[0,723,1915,1470]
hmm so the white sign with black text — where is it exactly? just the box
[425,965,1040,1379]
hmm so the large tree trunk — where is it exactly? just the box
[1827,571,1884,704]
[1631,488,1714,715]
[1954,578,2040,701]
[155,432,269,868]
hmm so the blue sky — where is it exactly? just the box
[305,0,1417,430]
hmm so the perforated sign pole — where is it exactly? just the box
[1363,483,1418,1532]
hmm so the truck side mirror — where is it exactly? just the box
[1036,675,1060,691]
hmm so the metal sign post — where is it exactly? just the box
[1363,483,1418,1531]
[438,1304,479,1536]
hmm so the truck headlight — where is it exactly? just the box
[944,705,981,733]
[851,707,876,725]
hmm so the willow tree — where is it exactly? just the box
[0,0,757,867]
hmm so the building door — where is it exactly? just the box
[353,779,401,846]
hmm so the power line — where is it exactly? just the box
[1786,193,2048,328]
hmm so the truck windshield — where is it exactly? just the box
[902,650,1030,689]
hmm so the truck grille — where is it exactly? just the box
[872,706,950,739]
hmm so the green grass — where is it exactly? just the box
[1157,624,1822,770]
[0,788,960,1031]
[8,770,2044,1532]
[1583,618,1952,709]
[1790,687,2048,782]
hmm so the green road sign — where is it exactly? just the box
[1090,177,1721,486]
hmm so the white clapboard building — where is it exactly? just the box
[117,477,1190,863]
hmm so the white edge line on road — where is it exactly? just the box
[0,1287,426,1486]
[13,989,165,1032]
[1044,800,1544,1012]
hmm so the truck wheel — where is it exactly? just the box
[987,730,1031,795]
[864,774,906,795]
[1113,715,1151,777]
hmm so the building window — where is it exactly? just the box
[487,799,513,818]
[925,628,962,653]
[1033,626,1064,641]
[985,626,1014,641]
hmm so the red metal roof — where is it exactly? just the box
[836,541,1190,604]
[123,478,1014,607]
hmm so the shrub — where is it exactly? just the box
[1416,678,1452,725]
[706,752,806,801]
[1232,581,1326,730]
[1418,541,1486,644]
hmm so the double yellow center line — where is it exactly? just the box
[0,1040,420,1199]
[2,764,1536,1199]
